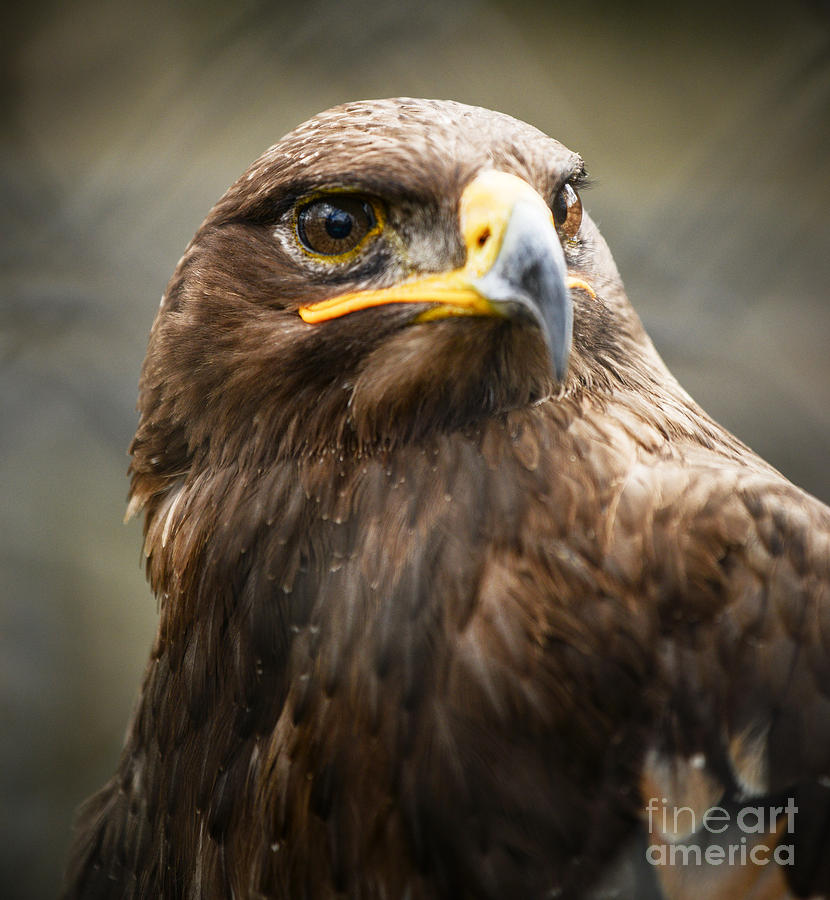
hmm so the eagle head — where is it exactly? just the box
[131,98,648,501]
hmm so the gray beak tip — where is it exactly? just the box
[474,200,574,385]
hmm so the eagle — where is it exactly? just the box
[63,99,830,900]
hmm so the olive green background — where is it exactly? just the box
[2,2,829,897]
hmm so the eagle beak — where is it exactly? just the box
[298,170,594,382]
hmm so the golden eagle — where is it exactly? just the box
[63,99,830,900]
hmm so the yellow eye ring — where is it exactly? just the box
[294,192,384,262]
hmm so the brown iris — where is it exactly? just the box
[296,196,377,256]
[552,183,582,240]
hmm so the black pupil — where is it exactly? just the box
[325,208,354,240]
[553,192,567,227]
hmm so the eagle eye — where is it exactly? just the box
[296,195,378,257]
[552,183,582,240]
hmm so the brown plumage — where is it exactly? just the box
[63,99,830,899]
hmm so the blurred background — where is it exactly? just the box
[1,1,829,896]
